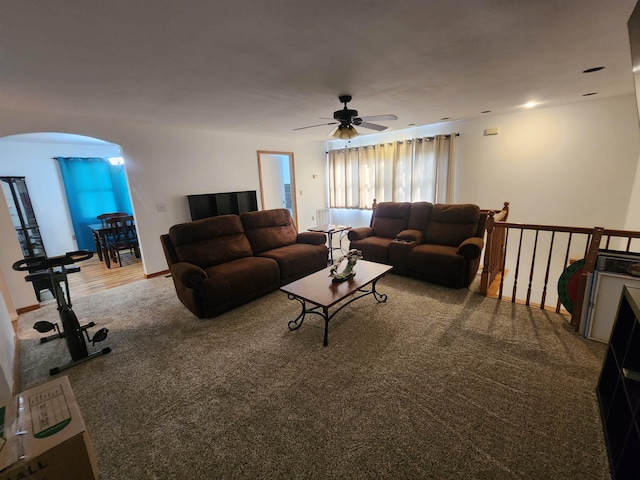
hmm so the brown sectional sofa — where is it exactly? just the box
[348,202,486,288]
[161,208,328,318]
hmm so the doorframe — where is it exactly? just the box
[257,150,298,227]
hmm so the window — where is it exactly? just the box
[328,134,456,209]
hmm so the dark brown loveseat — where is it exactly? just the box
[161,208,328,318]
[348,202,486,288]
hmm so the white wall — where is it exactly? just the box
[455,95,640,228]
[259,153,287,211]
[0,285,13,403]
[625,162,640,229]
[0,190,33,318]
[0,193,19,401]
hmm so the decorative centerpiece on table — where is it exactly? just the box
[329,249,363,283]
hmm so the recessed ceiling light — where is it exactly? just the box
[524,101,537,109]
[481,111,491,114]
[583,66,605,73]
[582,92,598,96]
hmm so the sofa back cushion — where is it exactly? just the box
[168,214,253,268]
[425,204,481,247]
[407,202,433,235]
[371,202,411,238]
[241,208,297,254]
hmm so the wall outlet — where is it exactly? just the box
[156,203,167,212]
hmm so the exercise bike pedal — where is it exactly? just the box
[33,321,64,343]
[79,321,96,331]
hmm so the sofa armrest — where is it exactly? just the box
[348,227,374,241]
[457,237,484,260]
[396,229,423,243]
[296,231,327,245]
[170,262,208,289]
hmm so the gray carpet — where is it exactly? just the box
[17,273,610,479]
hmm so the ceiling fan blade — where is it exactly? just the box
[358,121,388,131]
[293,122,338,131]
[359,114,398,122]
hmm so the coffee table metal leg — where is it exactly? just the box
[287,294,306,331]
[371,278,388,303]
[322,306,330,346]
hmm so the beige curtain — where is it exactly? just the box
[329,133,456,209]
[328,148,360,208]
[412,134,455,203]
[359,145,377,209]
[394,140,414,202]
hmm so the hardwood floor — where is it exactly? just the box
[47,253,147,301]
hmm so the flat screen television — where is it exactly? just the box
[187,190,258,221]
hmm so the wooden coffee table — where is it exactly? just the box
[281,260,392,346]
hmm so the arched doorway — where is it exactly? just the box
[0,132,141,300]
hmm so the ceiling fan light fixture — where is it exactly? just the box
[334,125,358,139]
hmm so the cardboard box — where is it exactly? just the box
[0,376,98,480]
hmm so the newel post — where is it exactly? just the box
[479,210,496,295]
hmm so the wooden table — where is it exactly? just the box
[87,223,113,267]
[281,260,392,346]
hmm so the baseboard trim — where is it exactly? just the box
[146,269,169,279]
[16,304,40,315]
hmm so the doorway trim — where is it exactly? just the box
[257,150,298,227]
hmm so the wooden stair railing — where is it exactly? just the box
[480,218,640,330]
[479,202,510,294]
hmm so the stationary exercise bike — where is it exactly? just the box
[12,250,111,375]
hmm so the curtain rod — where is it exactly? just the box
[326,133,459,153]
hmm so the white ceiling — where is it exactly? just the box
[1,0,639,141]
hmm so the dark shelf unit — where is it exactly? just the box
[597,285,640,480]
[1,176,46,258]
[187,190,258,221]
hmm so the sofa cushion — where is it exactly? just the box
[259,243,328,285]
[425,204,481,247]
[349,236,396,264]
[408,243,468,288]
[241,209,297,254]
[371,202,411,238]
[200,256,280,317]
[169,214,253,268]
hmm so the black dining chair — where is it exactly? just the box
[97,212,129,228]
[105,215,140,267]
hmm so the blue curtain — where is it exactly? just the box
[57,157,133,251]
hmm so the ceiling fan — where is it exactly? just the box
[293,95,398,139]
